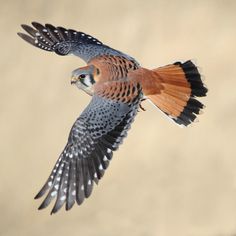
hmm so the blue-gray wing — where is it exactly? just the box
[34,90,142,214]
[17,22,137,63]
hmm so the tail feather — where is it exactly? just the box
[173,61,207,97]
[133,60,207,126]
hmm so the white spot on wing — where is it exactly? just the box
[60,195,66,201]
[48,181,52,187]
[54,184,59,190]
[88,180,91,185]
[51,191,57,197]
[81,185,84,190]
[103,156,108,161]
[107,148,111,153]
[99,164,103,170]
[72,190,76,196]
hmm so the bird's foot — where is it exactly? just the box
[138,98,147,112]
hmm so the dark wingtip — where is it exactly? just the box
[50,205,62,214]
[65,203,74,211]
[31,21,44,29]
[17,32,35,45]
[21,24,28,30]
[38,202,46,210]
[17,32,25,38]
[20,24,37,36]
[34,183,49,199]
[34,193,41,199]
[31,21,40,25]
[50,208,57,215]
[18,23,28,30]
[51,199,66,214]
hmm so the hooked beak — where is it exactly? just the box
[71,76,77,85]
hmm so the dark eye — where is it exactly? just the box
[79,74,86,79]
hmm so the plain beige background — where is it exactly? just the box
[1,0,236,235]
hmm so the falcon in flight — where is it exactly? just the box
[18,22,207,214]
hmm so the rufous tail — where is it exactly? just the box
[131,60,208,126]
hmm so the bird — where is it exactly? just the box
[18,22,207,214]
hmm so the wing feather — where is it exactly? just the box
[75,158,85,205]
[51,160,70,214]
[18,22,135,62]
[65,160,76,211]
[35,91,142,213]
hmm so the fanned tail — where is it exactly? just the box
[131,60,208,126]
[150,60,207,126]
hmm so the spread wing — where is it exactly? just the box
[17,22,136,63]
[35,89,142,214]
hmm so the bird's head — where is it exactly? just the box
[71,65,97,95]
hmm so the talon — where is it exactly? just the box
[139,98,147,111]
[139,103,146,111]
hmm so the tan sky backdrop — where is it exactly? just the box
[1,0,236,235]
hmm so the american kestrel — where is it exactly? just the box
[18,22,207,214]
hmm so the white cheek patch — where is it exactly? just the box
[75,82,84,90]
[75,81,93,96]
[83,75,94,87]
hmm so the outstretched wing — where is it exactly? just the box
[35,86,142,214]
[17,22,136,63]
